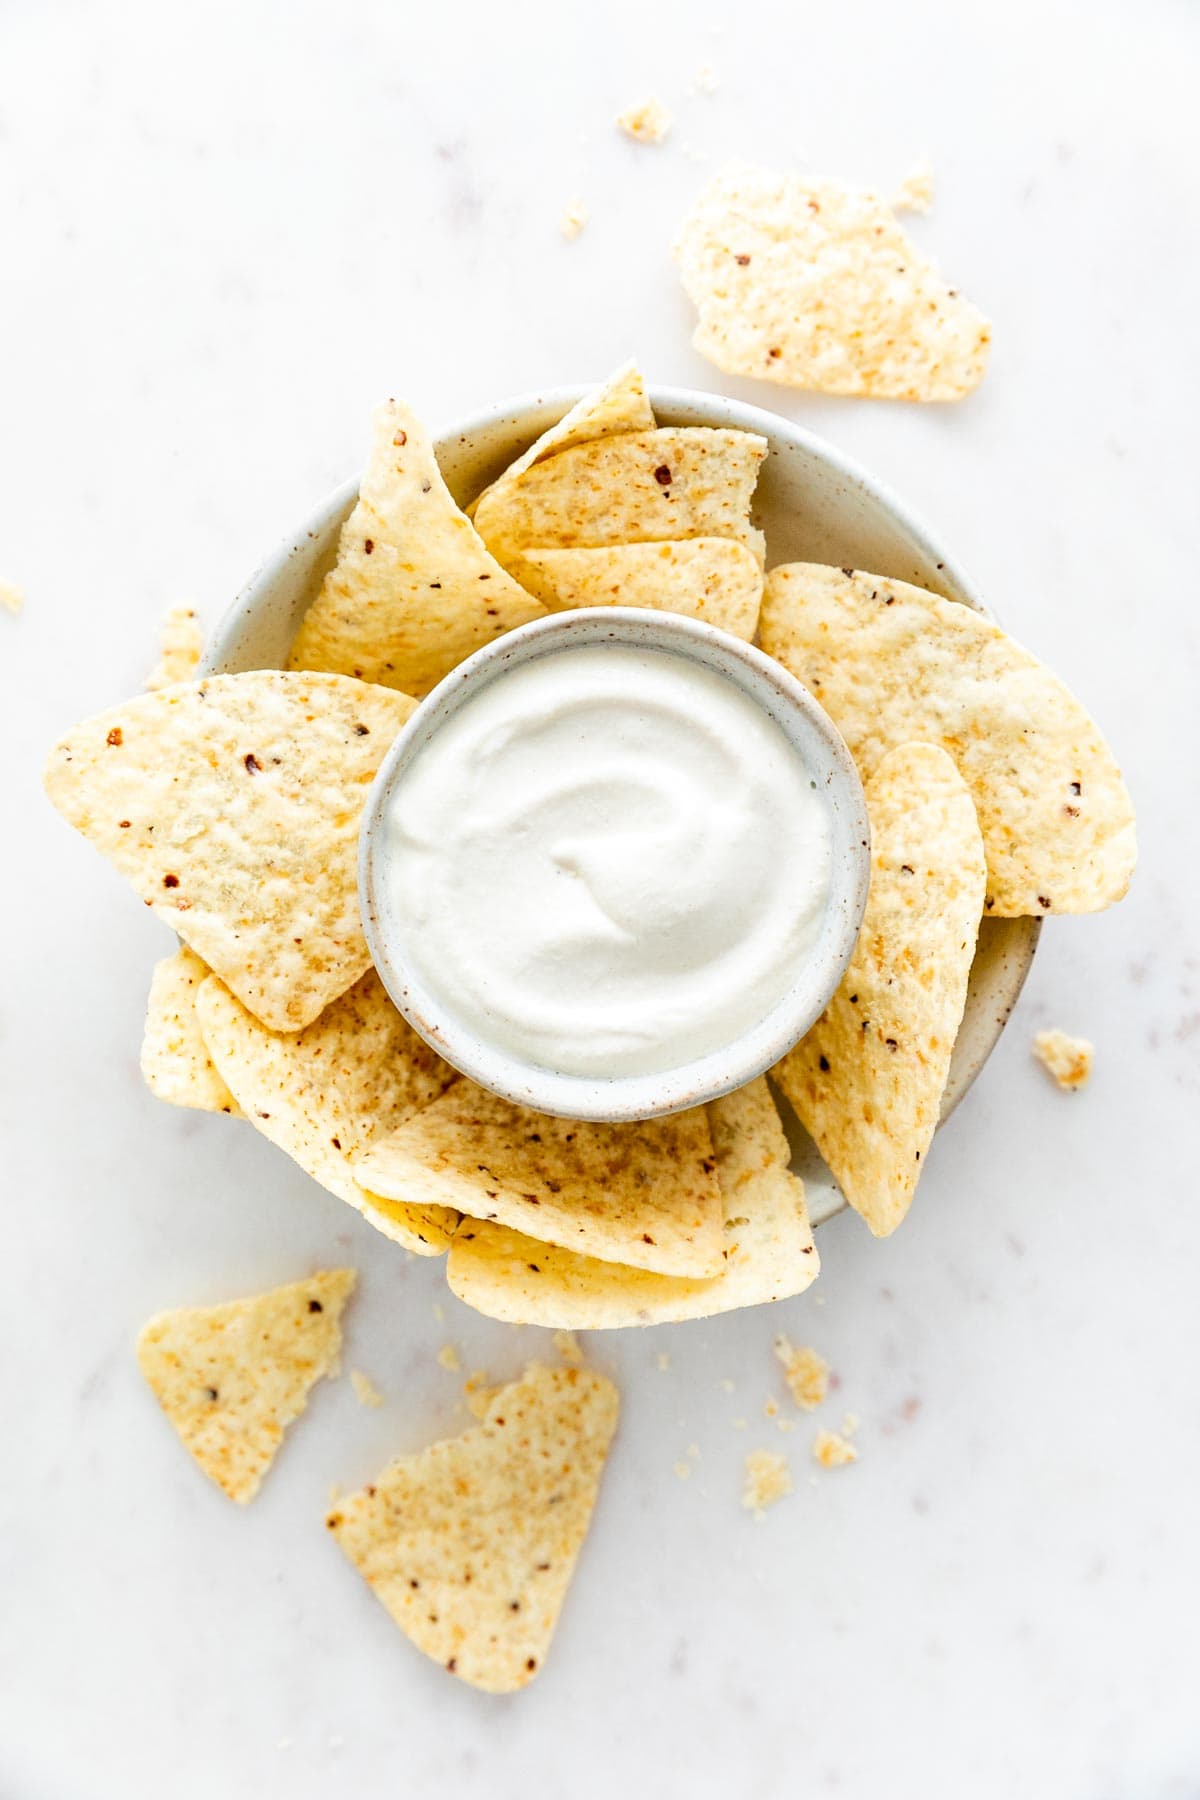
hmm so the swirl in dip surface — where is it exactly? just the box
[379,643,833,1080]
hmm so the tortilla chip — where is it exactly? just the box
[196,970,458,1256]
[760,563,1136,914]
[288,400,544,699]
[354,1079,724,1278]
[146,605,204,690]
[472,427,768,570]
[506,538,763,639]
[673,163,990,400]
[137,1269,355,1503]
[44,671,413,1031]
[141,947,240,1115]
[325,1362,618,1693]
[774,744,986,1237]
[445,1077,818,1326]
[472,364,655,514]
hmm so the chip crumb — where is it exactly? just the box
[350,1368,384,1409]
[773,1336,830,1412]
[814,1428,859,1469]
[691,64,719,95]
[742,1449,792,1517]
[686,1442,700,1459]
[436,1343,462,1374]
[432,1301,445,1323]
[616,96,673,144]
[732,1416,747,1429]
[893,158,936,214]
[763,1397,779,1418]
[146,604,204,691]
[552,1329,584,1364]
[841,1412,860,1436]
[1032,1028,1094,1091]
[0,577,25,616]
[674,1460,692,1480]
[559,197,588,240]
[657,1350,671,1371]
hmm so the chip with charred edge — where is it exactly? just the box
[673,164,990,401]
[472,427,767,570]
[774,743,986,1237]
[326,1362,618,1693]
[288,400,544,698]
[141,946,240,1115]
[445,1078,818,1326]
[760,564,1136,916]
[506,538,763,639]
[469,363,654,518]
[44,671,415,1032]
[354,1079,725,1278]
[137,1269,355,1503]
[196,970,458,1257]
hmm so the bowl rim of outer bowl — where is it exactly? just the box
[358,605,872,1123]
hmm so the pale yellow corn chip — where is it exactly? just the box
[326,1362,618,1693]
[1032,1028,1094,1091]
[44,671,414,1031]
[141,947,240,1115]
[673,163,989,400]
[137,1269,355,1503]
[506,537,762,639]
[355,1079,724,1278]
[146,604,204,691]
[196,970,457,1256]
[473,427,767,570]
[761,564,1135,915]
[445,1077,818,1326]
[472,364,654,514]
[289,400,544,698]
[775,743,986,1237]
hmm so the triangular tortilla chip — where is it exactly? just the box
[141,946,240,1114]
[760,563,1136,915]
[673,164,990,400]
[506,538,763,639]
[472,427,768,569]
[447,1077,818,1326]
[196,971,458,1256]
[44,671,414,1031]
[325,1362,618,1692]
[354,1079,724,1277]
[470,362,654,515]
[774,744,986,1236]
[137,1269,356,1503]
[288,400,544,698]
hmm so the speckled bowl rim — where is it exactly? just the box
[358,606,871,1122]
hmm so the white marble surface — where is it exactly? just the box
[2,0,1199,1794]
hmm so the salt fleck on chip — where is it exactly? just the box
[560,197,588,240]
[773,1336,829,1412]
[893,158,936,214]
[351,1368,384,1408]
[436,1343,462,1374]
[742,1449,792,1518]
[814,1428,858,1469]
[616,96,672,144]
[1032,1029,1094,1091]
[0,577,25,615]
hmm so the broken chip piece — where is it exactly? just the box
[773,1337,829,1411]
[775,744,987,1238]
[326,1362,618,1693]
[760,563,1136,916]
[1032,1028,1094,1091]
[813,1428,858,1468]
[289,399,544,699]
[137,1269,356,1503]
[44,671,415,1032]
[616,97,672,144]
[141,946,240,1115]
[673,163,989,400]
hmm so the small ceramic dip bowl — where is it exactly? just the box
[359,606,870,1122]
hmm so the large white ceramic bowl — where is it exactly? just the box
[205,383,1039,1225]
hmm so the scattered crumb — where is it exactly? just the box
[616,96,673,145]
[814,1428,859,1469]
[842,1412,860,1437]
[776,1415,796,1434]
[764,1397,779,1418]
[656,1350,671,1371]
[893,158,936,214]
[328,1481,342,1504]
[691,64,719,95]
[559,197,588,241]
[350,1368,384,1408]
[674,1460,692,1480]
[146,603,204,690]
[742,1449,792,1517]
[731,1417,748,1430]
[436,1343,461,1374]
[432,1301,445,1323]
[0,577,25,616]
[719,1378,735,1393]
[552,1329,583,1364]
[686,1442,700,1459]
[1032,1028,1094,1091]
[773,1336,830,1412]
